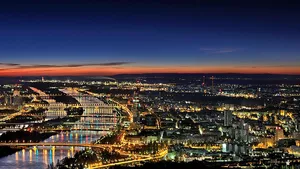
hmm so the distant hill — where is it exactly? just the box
[111,73,300,79]
[110,73,300,85]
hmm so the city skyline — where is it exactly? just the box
[2,1,300,168]
[0,0,300,76]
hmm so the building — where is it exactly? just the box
[13,89,20,96]
[275,127,285,141]
[224,110,232,127]
[4,95,12,105]
[141,114,159,129]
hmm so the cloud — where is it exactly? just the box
[18,62,132,68]
[0,63,21,66]
[199,47,240,54]
[0,62,132,71]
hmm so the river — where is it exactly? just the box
[0,130,107,169]
[0,87,117,168]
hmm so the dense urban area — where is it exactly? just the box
[0,74,299,169]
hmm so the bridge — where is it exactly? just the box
[25,103,116,108]
[0,142,121,148]
[0,94,98,98]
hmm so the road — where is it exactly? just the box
[108,99,133,122]
[88,148,168,169]
[0,109,27,122]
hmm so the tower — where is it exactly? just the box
[132,87,140,122]
[211,76,214,93]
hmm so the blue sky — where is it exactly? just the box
[0,0,299,75]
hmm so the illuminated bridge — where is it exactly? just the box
[0,142,121,148]
[0,94,96,98]
[25,103,116,108]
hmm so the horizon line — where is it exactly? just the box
[0,72,300,77]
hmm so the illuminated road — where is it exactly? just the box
[0,109,29,122]
[109,99,133,123]
[88,149,168,169]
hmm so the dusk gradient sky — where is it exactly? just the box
[0,0,300,76]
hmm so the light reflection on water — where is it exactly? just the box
[0,89,115,168]
[0,130,106,169]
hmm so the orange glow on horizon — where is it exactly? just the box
[0,65,299,76]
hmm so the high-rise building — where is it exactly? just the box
[11,89,23,107]
[4,94,12,105]
[132,88,141,122]
[224,110,232,127]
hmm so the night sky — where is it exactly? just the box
[0,0,300,76]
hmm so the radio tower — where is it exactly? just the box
[211,76,214,93]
